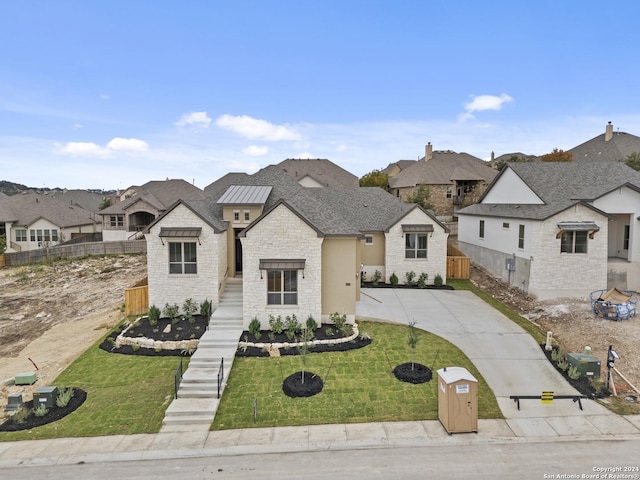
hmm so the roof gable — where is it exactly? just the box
[278,159,359,188]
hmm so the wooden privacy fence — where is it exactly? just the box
[125,277,149,316]
[2,240,146,267]
[446,244,470,279]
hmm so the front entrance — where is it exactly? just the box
[235,229,243,274]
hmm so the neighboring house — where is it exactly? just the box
[382,160,417,179]
[145,165,449,328]
[100,179,207,241]
[388,143,498,218]
[277,158,360,188]
[456,161,640,300]
[49,189,108,214]
[0,192,101,253]
[569,121,640,162]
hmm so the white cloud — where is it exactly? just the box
[296,151,313,158]
[459,93,514,121]
[216,114,300,141]
[56,141,109,157]
[243,145,269,156]
[99,93,110,100]
[175,111,212,128]
[73,123,83,129]
[106,137,149,152]
[56,137,149,157]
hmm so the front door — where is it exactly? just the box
[235,230,243,274]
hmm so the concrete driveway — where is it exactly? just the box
[357,287,616,425]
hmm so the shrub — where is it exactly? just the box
[330,312,350,335]
[557,358,569,371]
[249,316,262,340]
[268,314,284,334]
[306,315,318,333]
[183,298,198,324]
[325,327,334,337]
[417,272,428,288]
[12,407,30,424]
[372,270,382,286]
[567,365,581,380]
[200,299,213,319]
[56,387,75,408]
[148,305,161,327]
[404,271,416,286]
[34,404,49,417]
[390,272,398,286]
[132,344,141,351]
[434,273,443,287]
[163,303,181,324]
[284,314,301,339]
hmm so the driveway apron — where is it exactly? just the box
[357,288,613,420]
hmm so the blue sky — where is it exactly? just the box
[2,0,640,190]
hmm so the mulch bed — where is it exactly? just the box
[282,371,324,398]
[236,329,372,358]
[0,388,87,432]
[393,362,433,384]
[99,315,209,356]
[541,345,610,399]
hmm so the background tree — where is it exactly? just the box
[624,152,640,171]
[359,169,389,190]
[494,154,533,171]
[99,197,113,210]
[0,234,6,255]
[406,185,434,211]
[541,148,573,162]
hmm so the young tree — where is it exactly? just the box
[359,169,389,190]
[406,185,433,211]
[624,152,640,171]
[407,321,419,371]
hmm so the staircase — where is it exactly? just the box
[160,278,243,432]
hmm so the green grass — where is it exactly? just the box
[0,336,185,441]
[212,321,502,430]
[447,278,547,344]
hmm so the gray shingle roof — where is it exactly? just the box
[458,161,640,220]
[204,172,249,196]
[389,151,497,188]
[278,159,359,188]
[4,192,99,228]
[570,131,640,162]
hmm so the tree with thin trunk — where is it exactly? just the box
[407,320,419,371]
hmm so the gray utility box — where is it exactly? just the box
[33,386,58,408]
[15,371,37,385]
[4,394,24,412]
[567,353,601,378]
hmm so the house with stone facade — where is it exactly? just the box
[387,143,498,219]
[145,165,449,328]
[456,161,640,300]
[100,179,207,241]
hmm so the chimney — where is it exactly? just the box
[424,142,433,162]
[605,121,613,141]
[491,151,495,162]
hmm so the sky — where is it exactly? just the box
[2,0,640,191]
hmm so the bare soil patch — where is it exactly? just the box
[470,264,640,397]
[0,254,147,415]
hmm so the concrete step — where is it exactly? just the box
[179,381,217,390]
[162,414,213,425]
[160,423,211,433]
[178,390,221,399]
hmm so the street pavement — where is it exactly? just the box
[2,287,639,468]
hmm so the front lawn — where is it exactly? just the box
[212,321,501,430]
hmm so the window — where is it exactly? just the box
[233,211,240,222]
[15,229,27,242]
[52,229,58,242]
[624,225,630,250]
[405,233,428,258]
[169,242,197,274]
[244,211,250,222]
[44,230,51,242]
[364,234,373,245]
[518,225,525,249]
[30,229,36,242]
[502,222,510,229]
[36,229,43,242]
[110,215,124,227]
[267,270,298,305]
[479,220,485,239]
[561,231,588,254]
[446,186,452,199]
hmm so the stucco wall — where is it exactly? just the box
[384,208,448,285]
[146,203,223,310]
[241,204,323,329]
[361,232,385,281]
[322,237,358,323]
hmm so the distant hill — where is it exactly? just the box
[0,180,115,196]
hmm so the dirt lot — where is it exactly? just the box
[469,264,640,396]
[0,254,147,414]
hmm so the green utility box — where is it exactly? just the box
[33,386,58,408]
[4,394,24,412]
[14,372,37,385]
[567,353,601,379]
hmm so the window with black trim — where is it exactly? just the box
[15,229,27,242]
[169,242,197,274]
[405,233,427,258]
[624,225,630,250]
[267,270,297,305]
[479,220,485,239]
[110,215,124,227]
[364,234,373,245]
[561,231,588,254]
[518,224,525,249]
